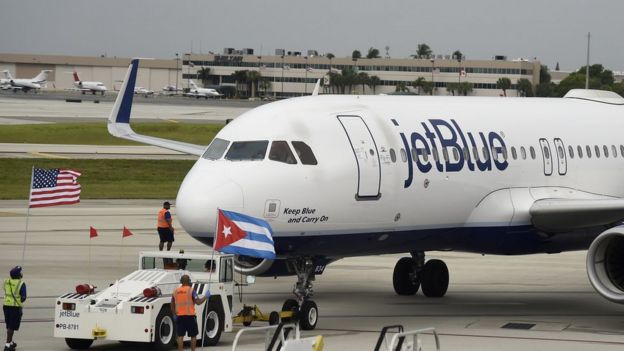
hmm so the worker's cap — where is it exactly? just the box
[163,201,171,207]
[9,266,22,279]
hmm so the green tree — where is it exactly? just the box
[246,70,262,98]
[352,50,362,60]
[452,50,463,61]
[357,72,370,94]
[496,77,512,97]
[326,53,335,71]
[259,78,271,97]
[539,65,551,84]
[535,65,553,97]
[368,75,381,95]
[412,77,426,95]
[421,81,434,95]
[366,47,381,59]
[446,82,458,96]
[395,81,408,92]
[516,78,534,97]
[555,64,614,97]
[231,70,249,97]
[458,82,473,96]
[413,43,432,59]
[197,67,211,87]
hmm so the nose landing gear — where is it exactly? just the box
[280,257,319,330]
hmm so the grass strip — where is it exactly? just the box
[0,122,222,146]
[0,158,195,199]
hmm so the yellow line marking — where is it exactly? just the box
[0,212,23,217]
[28,152,70,159]
[163,119,179,123]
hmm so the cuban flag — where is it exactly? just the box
[214,209,276,259]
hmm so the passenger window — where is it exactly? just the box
[400,148,407,162]
[421,149,429,163]
[502,147,508,160]
[390,149,397,163]
[612,145,617,157]
[595,145,600,158]
[442,148,449,162]
[202,138,230,160]
[472,147,479,161]
[292,141,318,165]
[577,145,583,158]
[530,146,536,159]
[557,146,564,159]
[463,147,470,161]
[225,141,268,161]
[482,147,490,161]
[269,141,297,164]
[586,145,592,158]
[511,147,517,160]
[568,145,574,159]
[411,148,418,162]
[520,146,526,160]
[432,148,439,162]
[543,146,550,159]
[621,145,624,158]
[604,145,609,158]
[452,148,459,162]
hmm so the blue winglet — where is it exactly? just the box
[115,59,139,124]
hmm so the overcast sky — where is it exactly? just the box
[2,0,623,72]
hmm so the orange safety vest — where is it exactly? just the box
[157,208,170,228]
[174,285,195,316]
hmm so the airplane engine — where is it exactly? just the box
[234,255,274,276]
[586,226,624,303]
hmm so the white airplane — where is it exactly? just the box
[161,85,183,96]
[134,86,154,97]
[109,59,624,330]
[1,70,51,93]
[186,80,222,99]
[72,71,107,95]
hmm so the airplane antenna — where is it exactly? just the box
[585,32,590,90]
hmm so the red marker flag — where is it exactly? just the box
[89,226,98,238]
[122,227,133,238]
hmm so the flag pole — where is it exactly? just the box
[88,230,93,284]
[21,166,35,266]
[201,209,219,350]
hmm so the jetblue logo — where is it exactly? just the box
[397,119,508,188]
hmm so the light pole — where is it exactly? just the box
[304,56,308,95]
[175,53,179,90]
[430,59,435,95]
[281,55,284,98]
[457,56,462,85]
[185,53,191,89]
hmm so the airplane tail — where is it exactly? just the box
[2,70,13,79]
[33,70,50,83]
[72,71,81,82]
[190,80,198,89]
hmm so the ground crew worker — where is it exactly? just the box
[171,275,209,351]
[157,201,175,251]
[3,266,26,351]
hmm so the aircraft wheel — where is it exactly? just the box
[269,311,280,325]
[153,307,176,351]
[65,338,93,349]
[281,299,299,323]
[201,300,224,346]
[299,300,318,330]
[421,259,449,297]
[393,257,420,295]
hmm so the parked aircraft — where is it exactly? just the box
[186,80,222,98]
[134,86,154,97]
[108,59,624,330]
[162,85,183,96]
[72,72,107,95]
[1,70,51,92]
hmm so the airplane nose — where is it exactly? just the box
[176,161,244,240]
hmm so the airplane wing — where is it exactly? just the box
[530,198,624,233]
[107,59,205,156]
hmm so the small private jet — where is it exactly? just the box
[72,71,107,95]
[1,70,51,93]
[186,80,222,99]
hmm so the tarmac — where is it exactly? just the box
[1,95,624,350]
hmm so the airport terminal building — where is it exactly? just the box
[0,52,541,97]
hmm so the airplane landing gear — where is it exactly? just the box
[393,252,449,298]
[281,257,318,330]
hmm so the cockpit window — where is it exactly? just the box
[225,141,268,161]
[269,141,297,164]
[202,138,230,160]
[292,141,318,165]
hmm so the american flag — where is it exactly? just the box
[29,168,82,208]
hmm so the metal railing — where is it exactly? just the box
[388,327,440,351]
[231,323,299,351]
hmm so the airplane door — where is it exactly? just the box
[337,115,381,199]
[538,138,553,176]
[553,138,567,175]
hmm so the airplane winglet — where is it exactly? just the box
[312,78,321,96]
[107,59,205,156]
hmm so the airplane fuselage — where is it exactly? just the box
[177,95,624,259]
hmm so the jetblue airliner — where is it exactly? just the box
[109,59,624,330]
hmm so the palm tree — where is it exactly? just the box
[496,77,512,97]
[368,75,381,95]
[395,81,408,92]
[341,68,358,94]
[351,50,362,60]
[413,43,432,59]
[412,77,426,95]
[366,47,380,59]
[197,67,211,87]
[452,50,463,61]
[231,70,249,97]
[357,72,370,94]
[326,52,335,72]
[246,70,262,98]
[259,78,271,98]
[516,78,533,97]
[446,82,458,96]
[458,82,473,96]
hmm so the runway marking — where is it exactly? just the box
[0,211,22,217]
[162,118,179,123]
[28,151,69,159]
